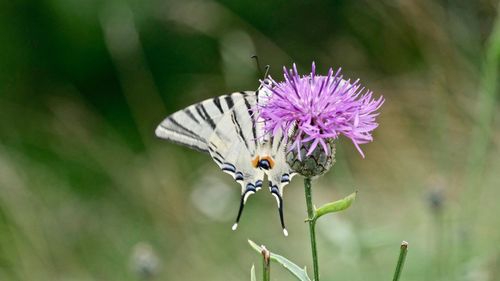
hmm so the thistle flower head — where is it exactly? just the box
[259,62,384,159]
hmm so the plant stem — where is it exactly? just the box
[392,241,409,281]
[262,246,271,281]
[304,178,319,281]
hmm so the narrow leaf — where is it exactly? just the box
[248,240,312,281]
[251,264,256,281]
[313,191,357,220]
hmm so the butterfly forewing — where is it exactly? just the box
[155,93,249,152]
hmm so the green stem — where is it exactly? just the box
[262,246,271,281]
[392,241,409,281]
[304,178,319,281]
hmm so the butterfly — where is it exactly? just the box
[155,88,296,236]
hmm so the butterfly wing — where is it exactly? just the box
[155,93,250,152]
[156,90,297,235]
[206,92,265,231]
[261,128,297,236]
[155,91,266,230]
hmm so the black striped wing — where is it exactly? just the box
[207,92,264,187]
[155,90,296,235]
[264,128,296,198]
[248,89,297,196]
[206,92,265,230]
[259,126,297,236]
[155,91,264,230]
[155,92,250,153]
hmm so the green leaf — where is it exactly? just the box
[313,191,357,221]
[248,240,312,281]
[250,264,256,281]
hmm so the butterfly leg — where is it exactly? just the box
[270,182,288,236]
[232,180,263,231]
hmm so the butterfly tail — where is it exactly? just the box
[270,183,288,236]
[232,180,263,231]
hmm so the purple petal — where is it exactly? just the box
[259,63,384,158]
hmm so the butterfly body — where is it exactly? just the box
[156,90,295,235]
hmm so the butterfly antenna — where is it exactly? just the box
[232,185,257,231]
[270,185,288,236]
[251,55,263,77]
[263,65,270,80]
[251,55,271,81]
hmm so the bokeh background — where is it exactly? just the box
[1,0,500,280]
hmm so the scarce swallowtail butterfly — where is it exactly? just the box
[155,88,296,236]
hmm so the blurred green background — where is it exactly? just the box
[1,0,500,280]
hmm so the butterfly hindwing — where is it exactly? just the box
[207,92,265,230]
[267,127,296,196]
[253,125,296,236]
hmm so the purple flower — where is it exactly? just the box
[258,63,384,159]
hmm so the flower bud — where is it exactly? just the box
[286,138,336,178]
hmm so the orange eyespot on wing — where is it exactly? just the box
[251,156,260,168]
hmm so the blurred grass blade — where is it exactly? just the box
[392,241,409,281]
[248,240,312,281]
[313,192,357,221]
[251,264,256,281]
[462,0,500,231]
